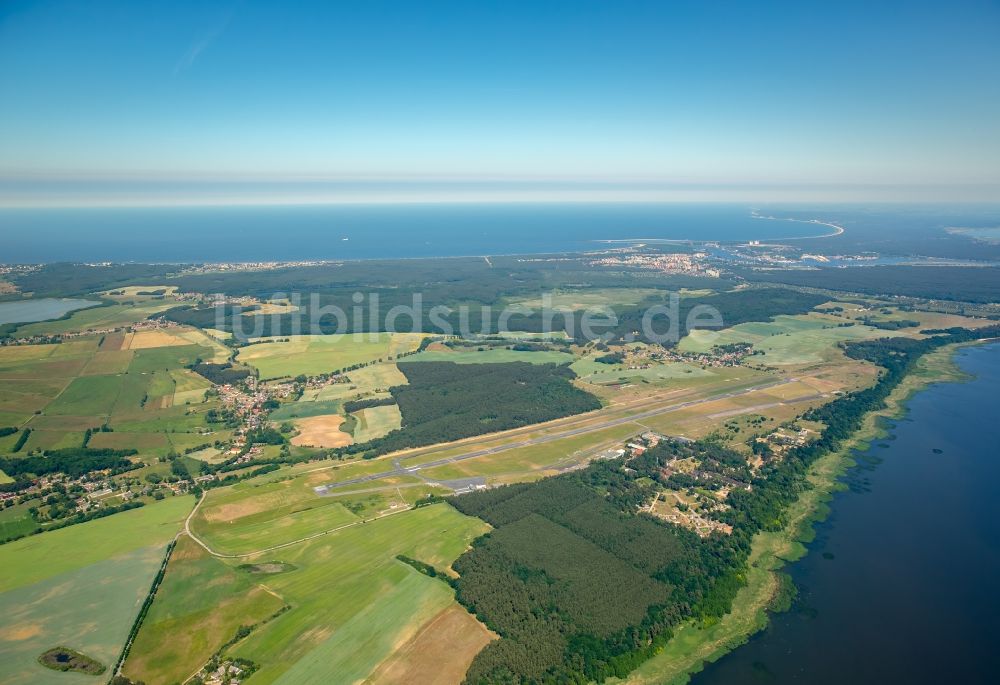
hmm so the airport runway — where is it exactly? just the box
[316,376,811,493]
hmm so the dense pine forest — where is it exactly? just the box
[345,361,601,457]
[745,265,1000,303]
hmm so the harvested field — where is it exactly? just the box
[129,330,191,349]
[291,414,353,448]
[99,332,128,351]
[367,604,495,685]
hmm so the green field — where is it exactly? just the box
[0,544,172,685]
[190,475,369,556]
[0,497,193,685]
[0,340,97,422]
[192,499,361,556]
[127,496,489,684]
[45,374,124,415]
[238,333,425,379]
[227,503,489,683]
[170,368,213,404]
[571,357,713,384]
[123,535,286,685]
[270,570,453,685]
[0,332,222,460]
[0,503,37,540]
[678,314,885,365]
[277,361,409,422]
[332,363,407,395]
[270,399,346,420]
[0,495,193,593]
[351,404,402,442]
[129,343,209,374]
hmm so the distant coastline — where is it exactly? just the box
[0,203,827,263]
[749,209,846,239]
[597,210,846,247]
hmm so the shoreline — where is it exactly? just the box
[749,210,846,240]
[614,340,980,685]
[596,210,846,247]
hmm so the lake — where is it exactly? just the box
[0,298,98,325]
[692,342,1000,684]
[0,204,828,263]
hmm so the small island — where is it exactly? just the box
[37,647,106,675]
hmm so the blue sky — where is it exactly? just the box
[1,0,998,205]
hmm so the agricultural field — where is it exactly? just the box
[227,503,490,684]
[351,404,403,443]
[237,333,426,379]
[99,285,182,302]
[271,399,346,421]
[273,361,408,429]
[0,326,224,470]
[0,497,192,685]
[127,498,491,684]
[571,357,714,385]
[678,313,888,365]
[290,414,353,449]
[189,476,363,556]
[0,503,38,540]
[123,535,287,685]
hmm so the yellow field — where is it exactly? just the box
[129,330,192,349]
[291,414,353,448]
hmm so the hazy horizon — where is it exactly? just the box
[2,0,999,207]
[2,178,999,209]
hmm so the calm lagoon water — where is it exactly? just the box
[0,204,825,263]
[0,298,98,324]
[693,342,1000,684]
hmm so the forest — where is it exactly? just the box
[10,258,721,303]
[166,284,825,344]
[744,265,1000,303]
[344,361,601,457]
[448,446,748,683]
[0,447,139,482]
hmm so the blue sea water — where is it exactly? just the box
[0,204,826,263]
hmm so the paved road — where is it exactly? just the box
[316,377,804,493]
